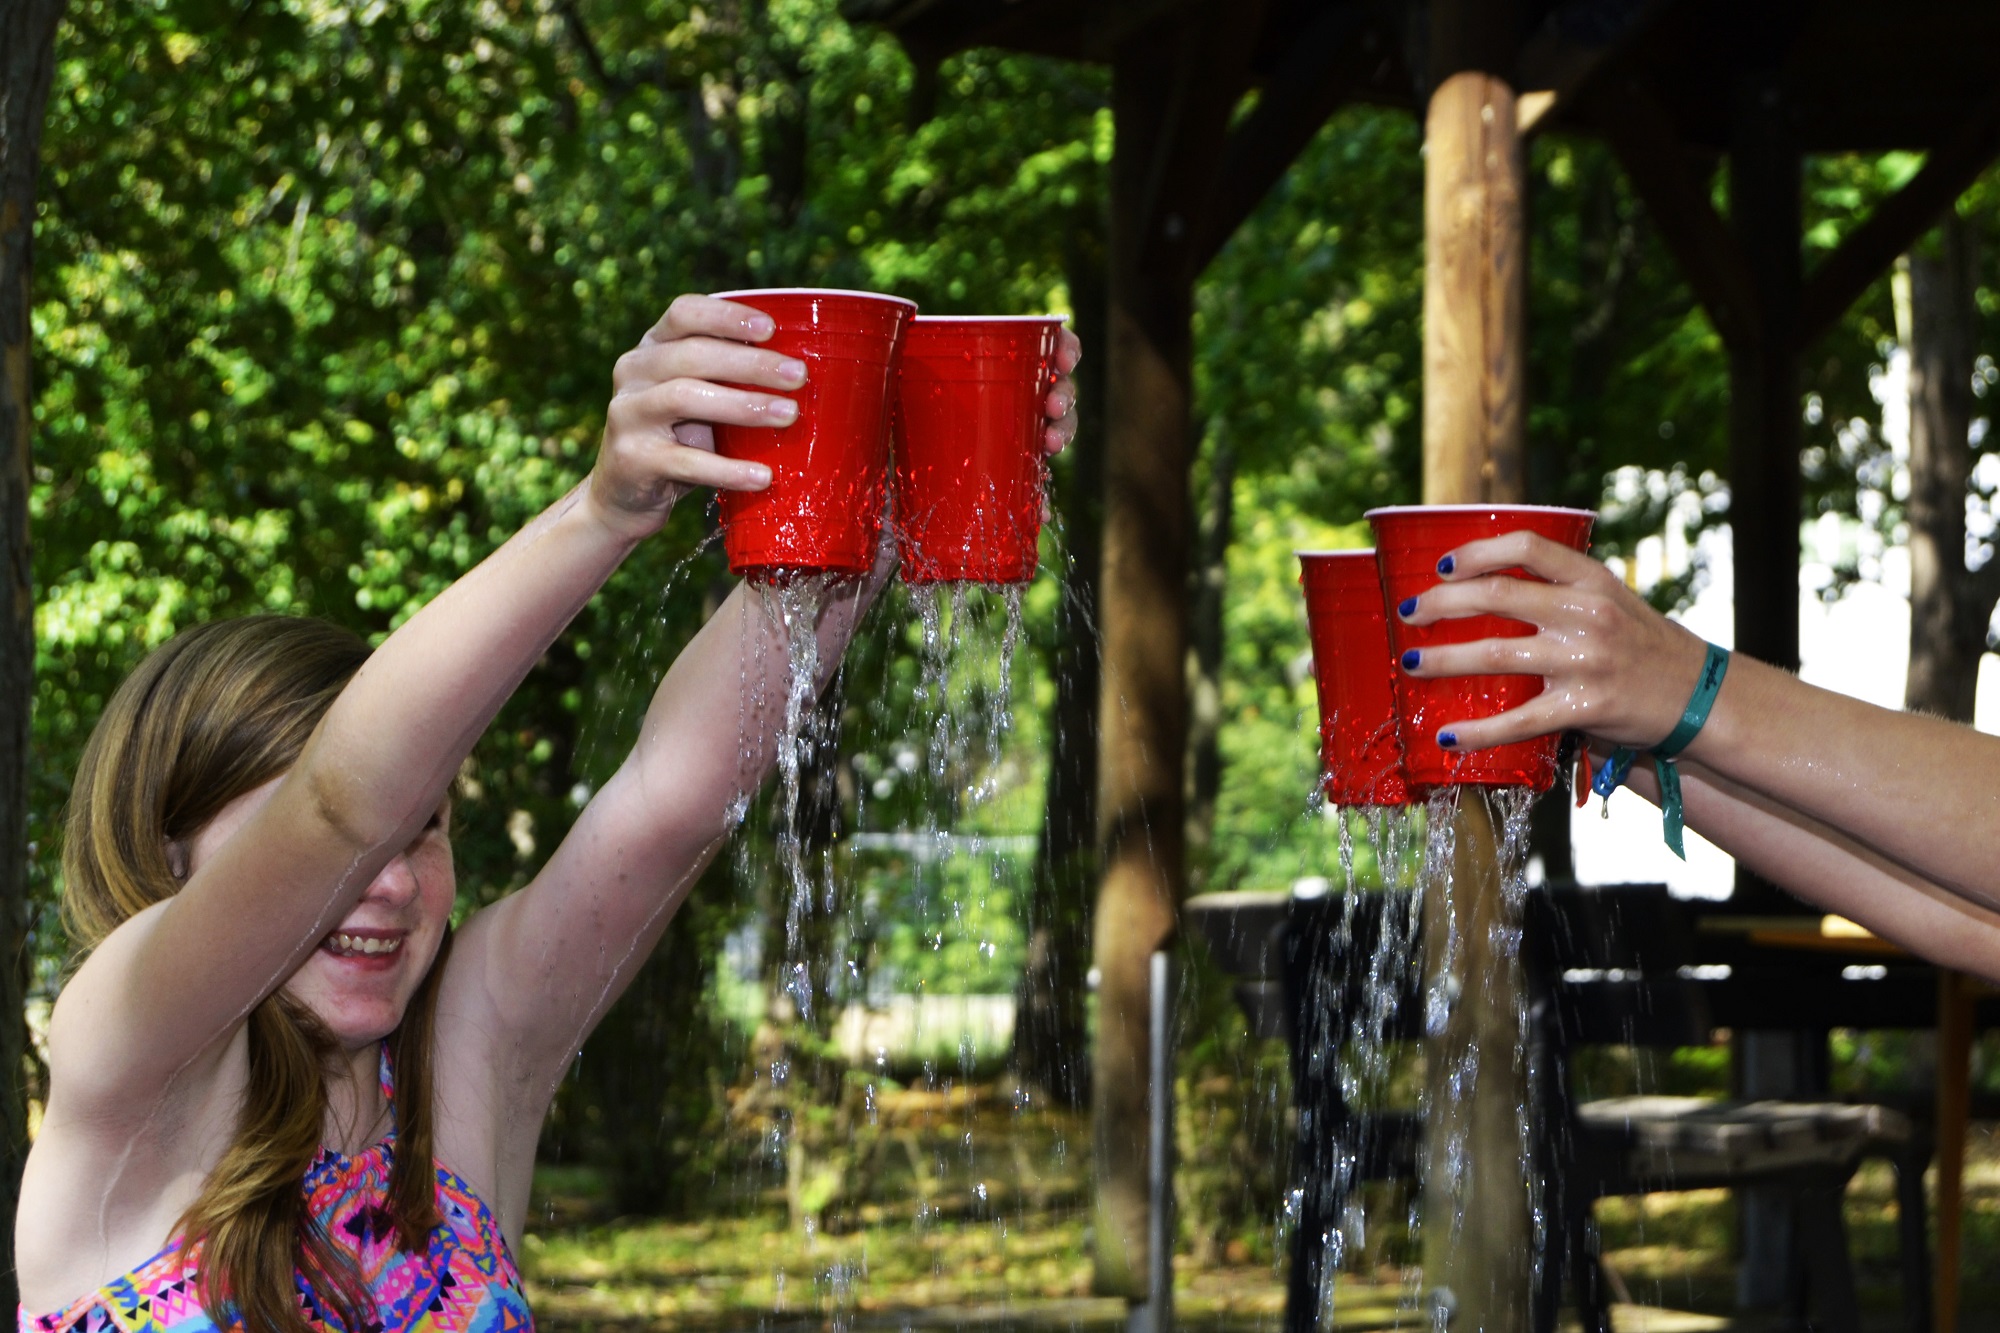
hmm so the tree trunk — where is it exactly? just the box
[1901,213,1987,1333]
[1,0,63,1308]
[1904,214,1989,722]
[1011,221,1107,1111]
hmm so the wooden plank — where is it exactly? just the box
[1511,0,1680,137]
[1188,5,1378,273]
[1590,76,1760,352]
[1797,88,2000,348]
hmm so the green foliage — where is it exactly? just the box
[37,0,2000,1235]
[32,0,1100,1211]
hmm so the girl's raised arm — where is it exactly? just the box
[448,324,1083,1156]
[48,297,806,1117]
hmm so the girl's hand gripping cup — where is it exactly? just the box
[1366,504,1597,791]
[1298,551,1420,806]
[891,315,1065,585]
[709,289,918,578]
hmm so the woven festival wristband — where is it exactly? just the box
[1589,641,1732,859]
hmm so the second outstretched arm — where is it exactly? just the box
[1398,531,2000,919]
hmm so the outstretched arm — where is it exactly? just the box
[1398,532,2000,925]
[1610,753,2000,980]
[453,323,1084,1122]
[49,296,804,1114]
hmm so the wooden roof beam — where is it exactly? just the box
[1592,76,1761,352]
[1188,5,1381,274]
[1798,88,2000,349]
[1513,0,1679,137]
[842,0,1196,66]
[1127,0,1271,278]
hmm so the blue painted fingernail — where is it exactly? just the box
[1397,597,1417,618]
[1400,648,1421,671]
[1439,730,1459,749]
[1436,554,1456,576]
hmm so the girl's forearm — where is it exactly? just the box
[304,480,637,849]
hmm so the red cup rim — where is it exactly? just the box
[709,287,919,310]
[910,314,1069,324]
[1364,503,1598,520]
[1295,548,1375,559]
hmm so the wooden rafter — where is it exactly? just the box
[1188,5,1379,273]
[1798,88,2000,348]
[1129,0,1270,277]
[1591,76,1761,351]
[1514,0,1679,137]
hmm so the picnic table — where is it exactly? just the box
[1185,883,1986,1333]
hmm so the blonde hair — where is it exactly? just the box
[62,615,450,1333]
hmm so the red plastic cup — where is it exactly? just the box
[709,288,917,578]
[1366,504,1597,791]
[1299,551,1419,807]
[891,315,1064,584]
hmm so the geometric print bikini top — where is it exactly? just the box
[20,1049,532,1333]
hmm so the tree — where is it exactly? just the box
[1902,213,1993,720]
[1,0,65,1302]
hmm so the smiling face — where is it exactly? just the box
[184,776,457,1051]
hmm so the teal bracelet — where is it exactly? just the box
[1589,642,1731,860]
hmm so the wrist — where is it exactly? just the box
[576,470,677,548]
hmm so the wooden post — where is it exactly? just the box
[1419,40,1532,1333]
[1092,24,1200,1300]
[1936,968,1974,1333]
[1725,66,1818,1310]
[1423,75,1526,506]
[1091,0,1265,1299]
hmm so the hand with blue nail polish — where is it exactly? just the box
[1399,535,2000,981]
[1395,529,1708,756]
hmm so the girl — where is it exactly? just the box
[1400,529,2000,975]
[19,294,1081,1333]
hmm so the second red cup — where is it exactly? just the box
[710,288,917,578]
[1366,504,1597,791]
[892,315,1064,585]
[1299,551,1419,807]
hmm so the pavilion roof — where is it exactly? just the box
[842,0,2000,155]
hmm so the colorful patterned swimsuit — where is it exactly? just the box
[21,1052,532,1333]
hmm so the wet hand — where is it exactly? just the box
[1041,326,1081,456]
[586,295,806,540]
[1393,530,1711,753]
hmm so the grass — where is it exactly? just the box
[522,1100,2000,1332]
